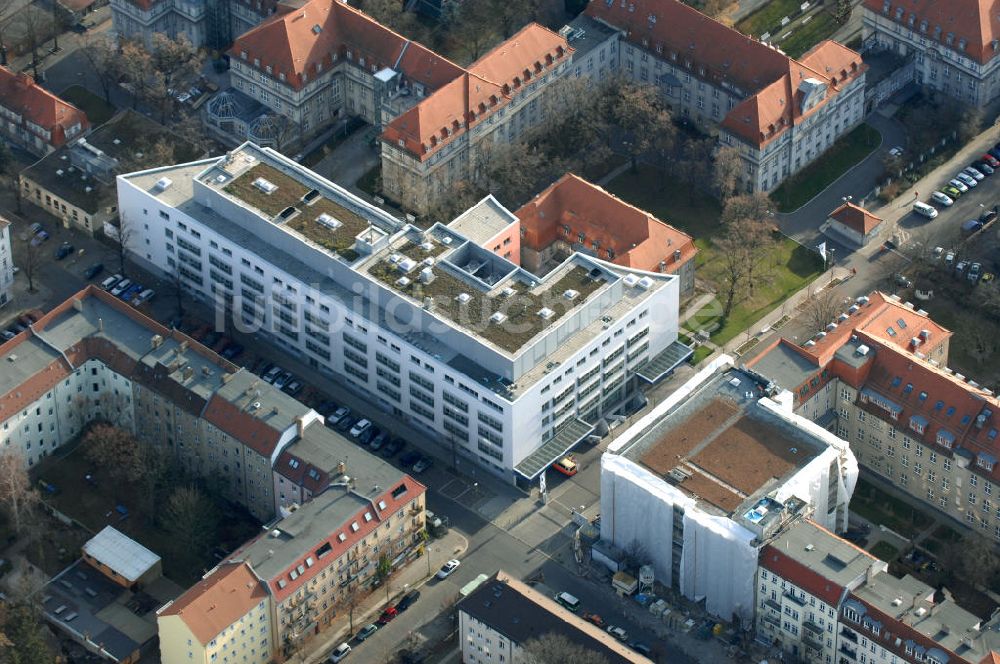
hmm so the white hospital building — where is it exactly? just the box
[116,143,688,486]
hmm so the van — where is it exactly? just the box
[913,201,938,220]
[555,591,581,612]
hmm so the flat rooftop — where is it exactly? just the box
[286,423,407,490]
[747,340,818,391]
[446,196,516,246]
[622,370,827,516]
[766,519,877,589]
[565,13,619,60]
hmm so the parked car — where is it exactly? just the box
[945,251,956,269]
[983,153,1000,167]
[930,191,953,207]
[412,456,432,473]
[956,260,969,275]
[395,590,421,612]
[606,626,629,642]
[1,330,15,341]
[975,161,995,175]
[30,230,49,246]
[376,607,398,625]
[399,451,422,467]
[273,371,293,390]
[262,365,283,384]
[349,419,372,439]
[956,172,978,188]
[335,416,356,434]
[354,624,378,642]
[382,437,405,458]
[989,147,1000,161]
[132,288,155,306]
[120,283,143,302]
[358,426,377,445]
[110,278,132,296]
[329,643,352,663]
[552,455,579,476]
[629,642,654,657]
[983,210,998,224]
[83,263,104,280]
[325,406,351,429]
[369,431,389,451]
[29,222,43,235]
[283,379,303,396]
[931,246,944,259]
[942,184,963,199]
[912,201,938,220]
[969,262,983,282]
[54,242,74,260]
[949,178,969,193]
[964,166,985,181]
[220,342,244,359]
[894,273,913,289]
[436,559,461,579]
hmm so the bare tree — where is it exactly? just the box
[715,229,750,321]
[79,34,125,105]
[119,40,154,109]
[487,0,534,39]
[523,633,611,664]
[721,194,775,295]
[83,424,145,485]
[19,6,44,80]
[110,213,134,278]
[712,146,744,200]
[599,77,674,171]
[20,236,40,293]
[622,537,650,572]
[452,0,493,61]
[0,450,37,535]
[0,142,21,214]
[162,485,219,571]
[804,289,843,335]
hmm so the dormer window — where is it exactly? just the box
[359,56,366,67]
[919,19,928,32]
[279,72,286,82]
[907,13,915,27]
[946,32,955,46]
[253,58,260,67]
[977,454,996,472]
[894,7,904,19]
[265,65,272,74]
[881,0,889,13]
[958,38,967,51]
[909,415,927,434]
[936,429,954,448]
[241,50,248,60]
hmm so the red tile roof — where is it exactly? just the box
[382,23,571,160]
[159,562,267,645]
[516,173,697,273]
[829,201,883,235]
[863,0,1000,65]
[0,66,89,149]
[230,0,463,93]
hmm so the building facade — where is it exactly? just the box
[0,215,12,308]
[748,292,1000,546]
[117,143,685,486]
[862,0,1000,107]
[580,0,867,193]
[822,201,883,248]
[110,0,269,48]
[0,66,88,157]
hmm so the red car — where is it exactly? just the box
[982,153,1000,168]
[376,607,398,625]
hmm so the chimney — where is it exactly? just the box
[72,298,84,312]
[182,366,194,381]
[336,461,345,476]
[296,416,305,437]
[179,340,189,352]
[150,334,164,349]
[866,563,877,585]
[97,317,104,332]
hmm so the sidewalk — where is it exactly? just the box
[287,529,468,664]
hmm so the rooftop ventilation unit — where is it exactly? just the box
[253,177,278,194]
[490,312,507,323]
[623,274,639,288]
[215,174,227,184]
[500,286,515,297]
[442,236,453,245]
[419,267,434,284]
[396,277,411,288]
[155,177,173,191]
[563,289,579,300]
[637,276,655,290]
[803,340,816,347]
[422,257,435,267]
[316,213,341,230]
[56,169,64,176]
[388,253,401,264]
[397,258,417,273]
[826,323,837,331]
[856,344,870,356]
[455,293,471,304]
[419,241,433,251]
[537,307,555,320]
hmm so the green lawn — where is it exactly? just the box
[604,165,723,239]
[736,0,804,36]
[869,541,900,563]
[59,85,116,126]
[691,345,715,365]
[688,239,824,345]
[779,11,840,58]
[850,477,935,539]
[770,123,882,212]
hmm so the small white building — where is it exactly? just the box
[822,201,883,247]
[117,143,687,486]
[599,357,858,622]
[0,214,12,307]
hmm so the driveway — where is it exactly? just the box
[777,112,907,244]
[311,127,380,195]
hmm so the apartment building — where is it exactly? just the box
[110,0,269,48]
[515,173,698,298]
[756,519,885,662]
[117,142,685,487]
[158,562,273,664]
[748,292,1000,544]
[458,570,652,664]
[160,464,426,662]
[0,66,88,157]
[862,0,1000,107]
[577,0,867,193]
[599,359,858,621]
[19,110,202,235]
[755,518,1000,663]
[0,215,13,307]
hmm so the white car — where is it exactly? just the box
[964,166,985,181]
[930,191,953,207]
[949,178,969,193]
[329,643,352,663]
[912,201,938,219]
[132,288,155,305]
[436,559,461,579]
[110,278,132,296]
[101,274,122,291]
[607,625,629,642]
[349,419,372,438]
[956,172,978,188]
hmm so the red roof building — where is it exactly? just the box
[0,66,88,156]
[823,201,884,246]
[515,174,698,296]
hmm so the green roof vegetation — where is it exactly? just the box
[224,163,310,217]
[287,196,373,260]
[367,263,605,353]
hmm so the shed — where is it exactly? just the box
[82,526,162,589]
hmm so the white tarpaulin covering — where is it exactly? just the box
[679,509,759,621]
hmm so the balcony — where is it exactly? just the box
[803,619,823,635]
[764,598,781,612]
[783,590,806,607]
[763,612,780,627]
[802,632,824,653]
[839,628,858,644]
[839,644,857,661]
